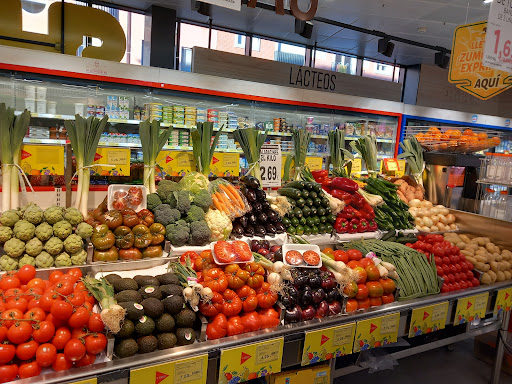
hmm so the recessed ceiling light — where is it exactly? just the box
[417,26,427,33]
[483,0,492,3]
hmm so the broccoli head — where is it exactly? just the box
[185,205,205,223]
[175,190,192,214]
[189,220,211,246]
[193,189,213,212]
[166,220,190,247]
[147,193,162,212]
[165,193,177,209]
[157,180,180,200]
[153,204,181,227]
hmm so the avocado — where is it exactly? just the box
[160,284,184,298]
[157,333,177,350]
[137,335,158,354]
[113,278,138,293]
[141,298,164,318]
[105,274,122,285]
[115,290,143,304]
[117,319,135,338]
[135,316,155,336]
[134,275,160,287]
[176,328,196,346]
[174,308,196,328]
[114,338,138,358]
[119,301,144,321]
[157,273,180,285]
[162,295,184,315]
[155,313,175,333]
[138,285,162,300]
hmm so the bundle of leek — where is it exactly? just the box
[282,154,294,182]
[65,115,109,217]
[190,122,224,176]
[291,127,311,181]
[0,104,31,210]
[398,136,425,185]
[139,119,173,193]
[233,127,267,182]
[350,135,378,177]
[328,129,354,177]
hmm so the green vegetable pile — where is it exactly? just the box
[277,180,335,236]
[0,203,92,271]
[147,178,213,247]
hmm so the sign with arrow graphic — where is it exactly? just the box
[91,147,130,176]
[353,313,399,353]
[130,354,207,384]
[454,292,489,325]
[301,323,355,366]
[494,287,512,315]
[409,302,449,338]
[218,338,283,384]
[20,145,64,176]
[449,21,512,100]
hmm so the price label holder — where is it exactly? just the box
[218,338,284,384]
[301,323,355,366]
[494,287,512,315]
[350,158,362,176]
[93,148,130,176]
[260,144,281,188]
[20,145,65,176]
[353,312,399,353]
[130,354,207,384]
[408,302,449,338]
[484,0,512,73]
[454,292,489,325]
[305,156,323,171]
[69,379,96,384]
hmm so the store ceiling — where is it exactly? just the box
[103,0,492,66]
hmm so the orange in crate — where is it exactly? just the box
[448,130,462,140]
[491,136,501,146]
[477,132,488,140]
[463,128,475,136]
[428,126,441,134]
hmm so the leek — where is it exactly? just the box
[190,122,224,176]
[328,129,354,177]
[233,127,267,182]
[139,119,173,193]
[0,104,30,210]
[291,128,311,180]
[350,135,378,177]
[65,115,109,217]
[398,136,425,185]
[283,154,294,182]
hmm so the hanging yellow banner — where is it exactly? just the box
[20,145,64,175]
[91,147,130,176]
[449,21,512,100]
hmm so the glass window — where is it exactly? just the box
[314,49,357,74]
[234,35,246,48]
[252,37,261,52]
[251,38,305,65]
[362,59,400,82]
[210,30,245,55]
[179,23,210,70]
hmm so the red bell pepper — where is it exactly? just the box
[360,202,375,219]
[312,170,329,182]
[359,218,369,233]
[368,219,377,231]
[351,192,365,209]
[348,219,359,234]
[331,189,352,205]
[331,177,359,192]
[322,186,332,194]
[321,178,333,188]
[335,217,348,233]
[339,205,362,219]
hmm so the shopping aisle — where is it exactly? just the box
[337,339,511,384]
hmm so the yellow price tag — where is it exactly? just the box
[156,150,194,177]
[92,148,130,176]
[396,160,406,178]
[301,323,355,366]
[384,159,399,172]
[409,302,449,337]
[219,338,283,384]
[353,313,399,352]
[494,288,512,315]
[69,379,97,384]
[350,158,362,175]
[130,355,207,384]
[454,293,489,325]
[305,157,323,171]
[20,145,64,175]
[211,153,240,177]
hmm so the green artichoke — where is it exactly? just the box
[70,249,87,265]
[0,226,13,243]
[44,206,64,225]
[35,222,53,242]
[0,255,18,271]
[76,222,93,240]
[25,237,43,257]
[23,203,44,225]
[0,210,20,227]
[18,254,36,267]
[53,220,72,240]
[35,251,54,268]
[55,252,72,267]
[44,237,63,256]
[4,238,25,257]
[13,220,35,242]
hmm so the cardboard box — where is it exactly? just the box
[267,364,330,384]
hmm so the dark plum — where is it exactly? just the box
[328,300,342,315]
[250,240,261,252]
[299,289,313,307]
[316,301,329,318]
[260,240,270,250]
[312,288,326,304]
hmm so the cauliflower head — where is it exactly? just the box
[0,226,13,243]
[13,220,35,241]
[35,222,53,242]
[22,203,44,225]
[4,238,25,257]
[44,206,64,225]
[44,237,63,256]
[53,220,72,240]
[205,209,232,241]
[70,249,87,265]
[0,210,20,227]
[55,252,72,267]
[35,251,54,268]
[25,237,43,257]
[64,207,84,226]
[18,254,36,267]
[0,255,18,271]
[76,222,93,240]
[64,234,83,254]
[178,172,209,194]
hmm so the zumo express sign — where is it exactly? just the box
[483,0,512,73]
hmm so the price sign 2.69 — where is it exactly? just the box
[259,144,282,188]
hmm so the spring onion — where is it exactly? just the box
[190,122,224,176]
[139,119,173,193]
[350,135,378,176]
[398,136,425,185]
[0,104,31,210]
[64,114,109,217]
[291,128,311,180]
[233,127,267,182]
[328,129,353,177]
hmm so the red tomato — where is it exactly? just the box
[1,309,23,329]
[203,268,228,293]
[75,352,97,368]
[6,297,28,313]
[447,274,455,284]
[67,268,83,279]
[357,297,371,310]
[32,321,55,343]
[452,282,461,291]
[64,338,86,362]
[365,265,380,281]
[434,257,442,265]
[442,264,450,275]
[18,265,36,285]
[232,241,252,262]
[85,333,107,355]
[347,249,363,261]
[67,292,85,307]
[343,282,358,298]
[353,267,367,284]
[453,272,461,282]
[68,307,90,329]
[333,250,349,263]
[18,361,41,379]
[24,308,46,324]
[199,292,224,317]
[366,281,384,298]
[255,282,278,309]
[226,316,245,336]
[379,278,395,294]
[471,278,480,287]
[205,313,227,340]
[460,281,468,290]
[260,314,280,329]
[442,256,451,265]
[447,283,455,291]
[460,272,467,281]
[436,266,443,275]
[7,322,33,344]
[459,254,467,262]
[461,262,469,272]
[0,364,18,383]
[51,301,73,321]
[369,297,382,307]
[347,260,362,269]
[355,284,369,300]
[381,293,394,304]
[49,271,64,285]
[53,280,74,296]
[346,299,358,312]
[36,343,57,367]
[52,327,72,350]
[240,312,262,332]
[0,344,15,365]
[359,258,374,268]
[16,339,39,360]
[214,241,236,264]
[52,353,73,372]
[27,278,46,291]
[87,313,105,333]
[449,264,457,274]
[441,284,451,293]
[466,270,474,280]
[432,244,445,257]
[221,289,243,317]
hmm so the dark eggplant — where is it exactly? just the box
[241,175,260,189]
[253,224,266,237]
[244,225,255,237]
[286,285,299,300]
[299,289,313,307]
[247,213,258,225]
[326,288,339,303]
[261,200,271,210]
[265,209,279,222]
[274,246,283,261]
[239,215,249,228]
[281,294,296,309]
[309,274,322,289]
[243,187,257,202]
[264,223,276,236]
[274,222,286,234]
[257,212,268,223]
[284,305,302,324]
[232,223,244,238]
[255,188,266,201]
[311,288,326,304]
[293,274,308,289]
[251,201,263,213]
